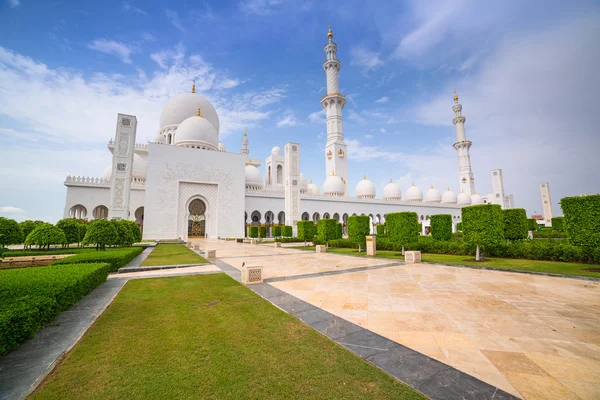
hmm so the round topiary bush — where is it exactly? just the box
[430,214,452,241]
[503,208,528,241]
[348,215,370,249]
[25,223,67,249]
[82,219,118,250]
[462,204,504,260]
[56,218,81,246]
[0,217,24,247]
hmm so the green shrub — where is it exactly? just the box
[317,219,338,244]
[19,220,44,243]
[83,219,117,250]
[348,215,370,248]
[456,222,463,231]
[430,214,452,241]
[452,232,463,240]
[0,263,110,354]
[249,226,258,238]
[532,230,567,239]
[462,204,504,260]
[112,220,135,247]
[282,226,293,237]
[120,220,142,243]
[551,217,564,231]
[52,247,143,272]
[337,223,343,239]
[272,225,282,237]
[274,237,302,243]
[503,208,528,241]
[376,224,385,236]
[297,221,315,245]
[0,217,23,247]
[527,218,538,231]
[56,219,81,245]
[259,226,267,238]
[386,212,418,251]
[25,224,67,249]
[1,247,94,258]
[561,194,600,248]
[328,239,359,249]
[77,224,88,246]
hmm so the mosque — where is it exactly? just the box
[62,25,513,240]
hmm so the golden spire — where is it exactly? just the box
[309,179,313,184]
[196,108,202,117]
[363,175,367,180]
[192,80,196,94]
[447,187,450,191]
[453,89,458,102]
[327,23,333,39]
[390,178,393,183]
[331,170,335,176]
[412,181,415,186]
[243,127,247,137]
[431,184,434,189]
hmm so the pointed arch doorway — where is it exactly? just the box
[188,199,207,238]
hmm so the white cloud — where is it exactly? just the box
[350,46,384,73]
[308,109,325,124]
[277,111,298,127]
[459,54,478,71]
[8,0,19,8]
[240,0,284,15]
[0,206,26,214]
[380,128,386,133]
[88,39,133,64]
[375,96,389,103]
[166,10,185,31]
[122,2,147,15]
[364,134,373,139]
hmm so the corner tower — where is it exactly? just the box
[452,90,476,196]
[321,24,348,195]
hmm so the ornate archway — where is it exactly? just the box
[188,199,207,238]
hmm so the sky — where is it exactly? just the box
[0,0,599,223]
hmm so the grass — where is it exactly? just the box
[31,274,425,400]
[141,243,208,266]
[290,246,600,279]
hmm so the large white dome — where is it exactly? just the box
[299,173,308,192]
[160,92,220,133]
[103,165,112,180]
[356,176,376,199]
[457,190,472,205]
[425,186,442,203]
[307,179,320,195]
[245,165,263,188]
[152,129,165,144]
[271,146,282,156]
[441,188,457,204]
[174,113,218,149]
[323,174,345,196]
[383,179,402,200]
[471,193,484,205]
[406,183,423,202]
[132,154,147,179]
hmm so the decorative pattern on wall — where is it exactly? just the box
[118,132,130,156]
[178,182,218,238]
[113,178,125,208]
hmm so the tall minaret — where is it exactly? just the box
[452,90,476,196]
[240,128,249,156]
[321,24,348,195]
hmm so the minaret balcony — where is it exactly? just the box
[320,93,345,102]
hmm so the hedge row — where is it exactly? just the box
[503,208,528,241]
[274,237,303,243]
[551,217,564,231]
[1,247,96,258]
[51,247,143,272]
[282,226,293,237]
[348,215,370,247]
[430,214,452,241]
[532,230,567,239]
[561,194,600,248]
[318,219,340,243]
[0,263,111,354]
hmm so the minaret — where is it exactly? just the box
[240,128,249,156]
[452,90,476,196]
[321,24,348,195]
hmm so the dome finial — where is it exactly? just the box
[431,184,434,189]
[412,181,415,186]
[327,23,333,39]
[363,175,366,180]
[453,89,458,102]
[390,178,393,183]
[310,178,313,184]
[196,108,202,117]
[331,169,335,176]
[243,127,247,137]
[192,80,196,94]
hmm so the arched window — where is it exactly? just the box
[167,133,172,144]
[69,204,87,219]
[276,165,283,184]
[301,212,309,221]
[188,199,206,238]
[323,212,330,219]
[278,211,285,225]
[312,212,320,223]
[92,205,108,219]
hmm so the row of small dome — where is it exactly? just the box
[245,166,482,205]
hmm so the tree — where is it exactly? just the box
[0,217,23,247]
[19,220,43,244]
[272,225,282,238]
[56,218,81,246]
[430,214,452,241]
[348,215,370,251]
[82,219,118,250]
[111,220,135,247]
[376,224,385,236]
[119,219,142,243]
[462,204,504,261]
[77,223,88,247]
[297,221,315,246]
[249,226,258,238]
[551,217,564,231]
[317,219,338,246]
[503,208,528,241]
[24,223,66,249]
[560,194,600,248]
[386,212,418,254]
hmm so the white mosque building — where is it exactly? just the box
[62,25,513,240]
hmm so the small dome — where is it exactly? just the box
[356,176,376,199]
[383,179,402,200]
[299,173,308,192]
[307,179,320,195]
[457,190,472,205]
[245,165,264,188]
[471,193,484,205]
[323,174,345,196]
[271,146,282,156]
[152,129,165,144]
[132,154,147,179]
[160,92,220,133]
[441,188,457,204]
[103,165,112,180]
[425,186,442,203]
[174,112,218,150]
[406,183,423,202]
[218,142,226,152]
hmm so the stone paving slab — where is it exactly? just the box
[117,262,210,273]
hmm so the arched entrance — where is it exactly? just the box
[188,199,207,238]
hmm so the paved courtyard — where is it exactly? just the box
[200,239,600,400]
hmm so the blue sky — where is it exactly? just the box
[1,0,599,223]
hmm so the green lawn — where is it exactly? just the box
[290,246,600,279]
[141,243,208,266]
[31,274,425,400]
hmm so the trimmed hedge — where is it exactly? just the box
[527,218,538,231]
[456,222,463,231]
[259,226,267,238]
[348,215,370,247]
[297,221,315,244]
[272,225,282,238]
[249,226,258,238]
[463,204,504,259]
[376,224,385,236]
[0,262,111,354]
[282,226,293,237]
[274,237,302,243]
[337,223,343,239]
[430,215,452,241]
[328,239,359,249]
[52,247,143,272]
[532,230,567,239]
[560,194,600,248]
[551,217,564,231]
[1,247,95,258]
[503,208,528,241]
[317,219,338,243]
[386,212,418,246]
